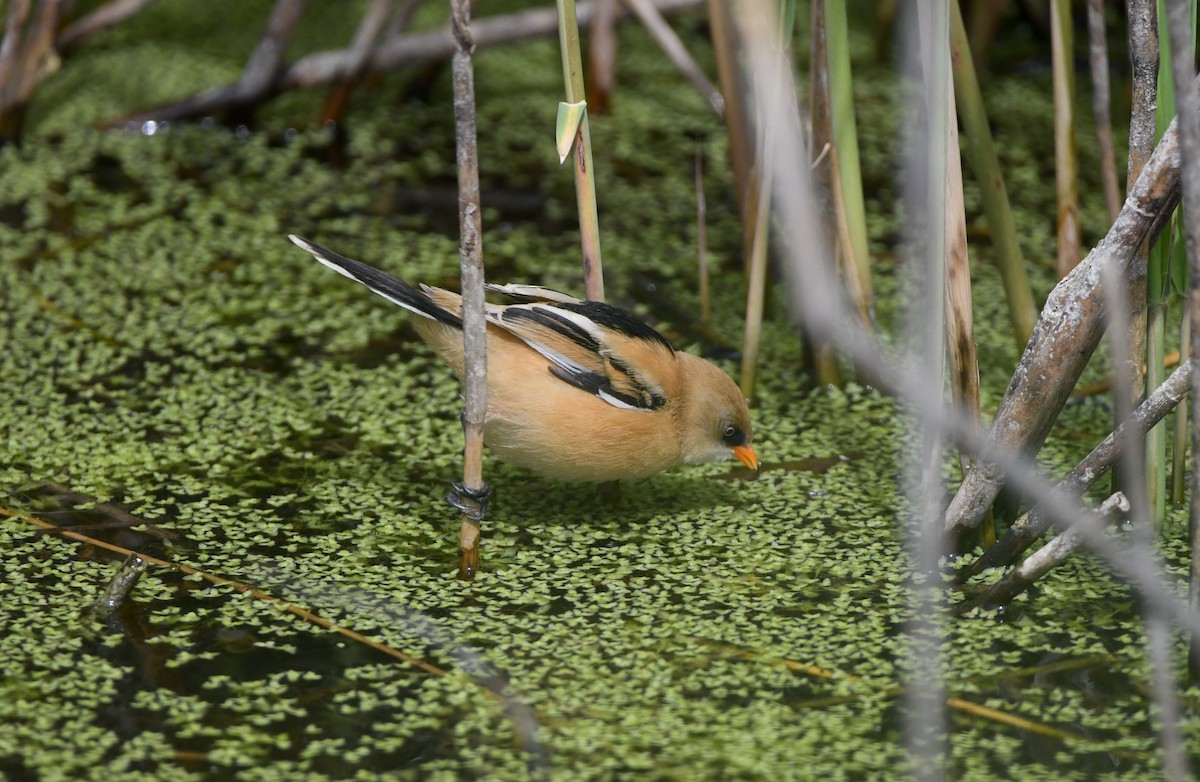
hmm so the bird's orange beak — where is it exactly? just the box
[733,444,759,472]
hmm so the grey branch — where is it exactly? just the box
[961,491,1131,609]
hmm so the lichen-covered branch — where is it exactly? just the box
[965,362,1191,575]
[943,93,1191,537]
[961,491,1131,610]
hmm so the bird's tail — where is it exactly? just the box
[288,234,462,329]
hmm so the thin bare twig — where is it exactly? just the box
[112,0,703,126]
[56,0,159,53]
[291,0,700,87]
[706,0,755,260]
[557,0,605,301]
[321,0,396,123]
[234,0,309,105]
[449,0,488,579]
[1051,0,1081,278]
[0,0,33,95]
[1085,0,1121,222]
[695,140,710,324]
[968,492,1128,608]
[618,0,723,116]
[3,505,446,675]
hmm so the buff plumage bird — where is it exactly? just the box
[289,235,757,483]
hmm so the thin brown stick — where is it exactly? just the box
[450,0,488,579]
[291,0,700,87]
[944,86,981,457]
[706,0,755,261]
[1085,0,1121,222]
[739,165,770,402]
[0,0,33,97]
[695,140,710,324]
[585,0,617,112]
[3,506,447,676]
[1051,0,1081,278]
[807,2,849,383]
[112,0,703,126]
[700,639,1115,744]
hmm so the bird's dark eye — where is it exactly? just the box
[721,424,745,446]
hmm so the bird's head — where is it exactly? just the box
[674,353,758,472]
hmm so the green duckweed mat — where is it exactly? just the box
[2,1,1198,779]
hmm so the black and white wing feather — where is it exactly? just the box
[491,299,675,412]
[290,234,676,413]
[288,235,461,328]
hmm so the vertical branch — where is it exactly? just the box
[1162,0,1200,688]
[1100,234,1189,782]
[739,1,788,403]
[824,0,874,319]
[1147,0,1182,524]
[944,86,982,468]
[1051,0,1082,278]
[1086,0,1122,222]
[0,0,33,103]
[904,1,949,775]
[557,0,605,301]
[450,0,488,580]
[1172,312,1189,503]
[0,0,64,142]
[1121,0,1157,500]
[814,0,870,330]
[739,165,771,402]
[707,0,756,258]
[695,141,711,324]
[807,0,848,385]
[949,1,1037,351]
[586,0,617,113]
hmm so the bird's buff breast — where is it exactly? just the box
[481,395,683,483]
